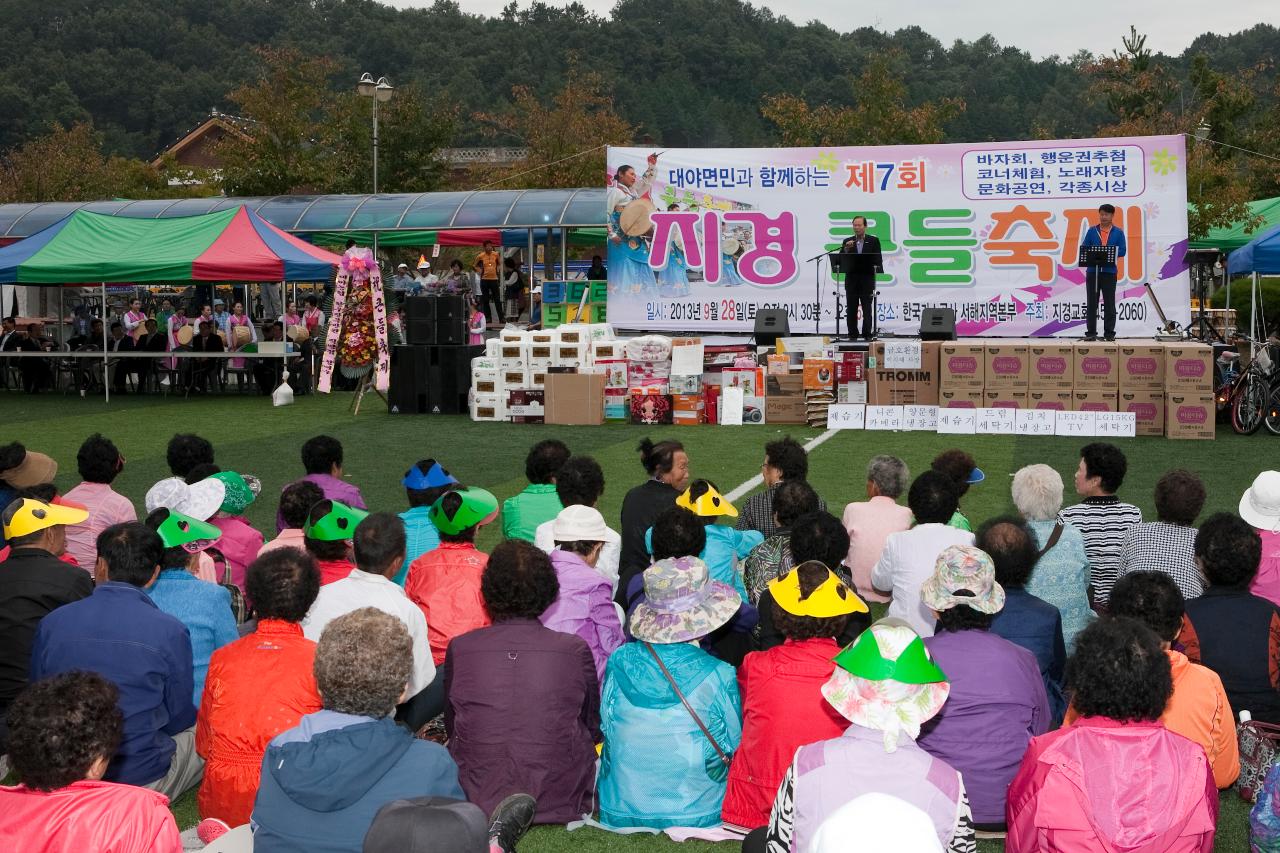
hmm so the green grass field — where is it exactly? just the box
[1,389,1269,850]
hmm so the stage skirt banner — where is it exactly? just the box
[605,135,1191,336]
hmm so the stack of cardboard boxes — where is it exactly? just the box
[469,323,615,423]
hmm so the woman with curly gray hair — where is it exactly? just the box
[1011,464,1093,647]
[251,608,465,852]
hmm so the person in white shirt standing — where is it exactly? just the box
[871,470,974,637]
[302,512,439,730]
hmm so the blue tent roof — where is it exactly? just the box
[1228,221,1280,276]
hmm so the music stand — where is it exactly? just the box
[828,252,850,340]
[1078,245,1117,268]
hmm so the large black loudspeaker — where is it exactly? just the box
[404,296,468,345]
[388,344,483,414]
[919,307,957,341]
[754,308,790,347]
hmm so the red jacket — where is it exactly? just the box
[721,637,849,828]
[195,619,322,826]
[0,780,181,852]
[1006,716,1217,853]
[406,542,491,665]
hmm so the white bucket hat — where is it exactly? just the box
[144,476,226,522]
[1240,471,1280,533]
[551,505,610,542]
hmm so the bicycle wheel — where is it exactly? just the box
[1265,386,1280,436]
[1233,370,1268,435]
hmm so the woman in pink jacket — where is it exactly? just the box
[1006,616,1218,852]
[0,671,182,852]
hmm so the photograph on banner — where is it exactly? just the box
[606,137,1190,336]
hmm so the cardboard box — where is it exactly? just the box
[838,382,868,404]
[1028,344,1074,389]
[939,343,985,389]
[670,374,703,394]
[868,341,941,406]
[630,391,673,425]
[1164,343,1213,392]
[527,368,547,390]
[1073,343,1118,389]
[499,328,528,343]
[604,388,629,421]
[766,353,790,375]
[557,325,588,346]
[1072,390,1118,412]
[506,389,546,424]
[724,366,764,396]
[499,342,528,365]
[469,392,505,422]
[983,389,1029,409]
[596,359,628,390]
[742,395,767,424]
[766,395,807,423]
[1165,392,1215,439]
[484,338,502,358]
[1028,390,1073,410]
[703,384,720,425]
[1118,344,1165,391]
[553,343,586,366]
[471,369,499,395]
[984,343,1030,389]
[836,351,866,384]
[499,367,528,389]
[803,358,836,391]
[939,389,985,408]
[766,373,804,398]
[528,330,557,346]
[471,355,500,372]
[544,372,605,425]
[672,393,706,425]
[590,340,622,362]
[1120,390,1165,436]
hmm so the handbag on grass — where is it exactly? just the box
[1237,716,1280,802]
[206,546,249,624]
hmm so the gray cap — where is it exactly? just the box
[363,797,488,853]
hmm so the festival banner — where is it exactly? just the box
[605,136,1190,336]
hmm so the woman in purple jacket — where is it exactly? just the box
[917,544,1050,832]
[445,540,600,824]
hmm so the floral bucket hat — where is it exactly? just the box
[919,544,1005,615]
[630,556,742,644]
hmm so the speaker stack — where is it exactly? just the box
[392,297,481,414]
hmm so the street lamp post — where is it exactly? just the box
[357,73,394,260]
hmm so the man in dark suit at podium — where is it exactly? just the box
[840,216,883,339]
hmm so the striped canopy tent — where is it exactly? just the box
[0,206,341,283]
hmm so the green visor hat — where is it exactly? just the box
[832,619,948,685]
[149,507,222,553]
[304,500,369,541]
[428,487,499,536]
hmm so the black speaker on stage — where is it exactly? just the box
[919,307,957,341]
[389,344,483,414]
[404,296,435,322]
[754,308,790,347]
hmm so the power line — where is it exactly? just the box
[470,143,610,191]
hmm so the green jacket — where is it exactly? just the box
[501,483,563,542]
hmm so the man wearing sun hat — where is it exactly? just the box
[0,497,94,751]
[1241,471,1280,606]
[597,555,743,829]
[743,618,975,853]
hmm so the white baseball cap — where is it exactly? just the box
[551,505,610,542]
[1240,471,1280,532]
[397,263,409,269]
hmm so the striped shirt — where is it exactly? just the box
[1119,521,1203,601]
[736,482,828,539]
[1058,496,1142,606]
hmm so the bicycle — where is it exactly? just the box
[1222,335,1278,435]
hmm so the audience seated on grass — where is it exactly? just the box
[258,479,323,557]
[62,433,136,571]
[0,496,92,752]
[722,561,867,830]
[250,608,464,853]
[1241,471,1280,607]
[871,470,974,637]
[842,454,912,604]
[534,455,621,591]
[740,618,975,853]
[405,487,498,666]
[1087,570,1239,788]
[502,439,569,542]
[277,435,365,532]
[205,471,265,592]
[1181,512,1280,723]
[31,522,205,800]
[395,458,458,585]
[195,549,322,831]
[0,672,182,853]
[1010,463,1093,649]
[166,433,214,481]
[981,517,1067,724]
[742,478,819,605]
[303,512,438,732]
[930,449,984,532]
[619,438,689,604]
[143,508,237,707]
[303,499,366,586]
[598,555,743,830]
[672,479,761,601]
[144,474,226,584]
[917,544,1050,831]
[1057,441,1143,609]
[1118,468,1207,601]
[447,540,600,824]
[1006,617,1218,852]
[736,436,827,538]
[539,505,625,685]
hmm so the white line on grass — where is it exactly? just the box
[724,429,841,503]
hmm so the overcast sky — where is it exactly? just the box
[390,0,1277,60]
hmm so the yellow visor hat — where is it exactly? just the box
[2,498,89,540]
[676,483,738,518]
[769,561,869,617]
